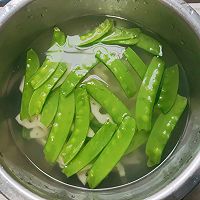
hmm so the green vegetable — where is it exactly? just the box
[107,38,139,45]
[61,63,97,96]
[86,79,131,124]
[31,28,66,89]
[20,49,40,120]
[96,50,137,97]
[157,65,179,114]
[87,116,136,188]
[29,62,68,117]
[126,131,149,155]
[136,33,162,56]
[63,121,117,177]
[79,19,113,46]
[101,27,141,44]
[59,87,90,165]
[52,27,66,46]
[124,47,147,79]
[136,57,165,131]
[146,95,187,167]
[44,92,75,164]
[40,88,60,127]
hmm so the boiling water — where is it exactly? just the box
[8,15,189,189]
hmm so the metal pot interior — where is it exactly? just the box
[1,0,200,199]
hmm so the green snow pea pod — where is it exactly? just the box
[136,33,163,56]
[126,131,149,155]
[86,79,131,124]
[146,95,187,167]
[124,47,147,79]
[63,121,117,177]
[31,28,66,89]
[29,62,68,117]
[44,92,75,164]
[87,116,136,188]
[136,57,165,131]
[20,49,40,120]
[79,19,113,46]
[96,50,137,97]
[106,38,139,45]
[59,87,90,165]
[101,27,141,44]
[40,88,60,127]
[157,65,179,114]
[52,27,66,46]
[61,62,98,96]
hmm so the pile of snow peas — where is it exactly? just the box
[18,18,187,188]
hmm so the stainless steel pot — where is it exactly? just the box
[1,0,200,199]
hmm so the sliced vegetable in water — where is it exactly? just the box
[79,19,113,47]
[44,92,75,164]
[52,27,66,46]
[136,57,165,131]
[86,78,131,124]
[29,62,68,117]
[146,95,187,167]
[63,121,117,177]
[59,87,90,165]
[20,49,40,120]
[87,116,136,188]
[40,88,60,127]
[124,47,147,79]
[96,50,137,97]
[136,33,163,56]
[157,64,179,114]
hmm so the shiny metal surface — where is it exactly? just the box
[1,0,200,199]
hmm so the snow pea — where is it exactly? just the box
[20,49,40,120]
[136,57,165,131]
[96,50,137,97]
[136,33,163,56]
[31,28,66,89]
[157,65,179,114]
[86,79,131,124]
[61,62,97,96]
[87,116,136,188]
[79,19,113,46]
[59,87,90,165]
[101,27,141,44]
[107,38,139,45]
[146,95,187,167]
[44,92,75,164]
[63,121,117,177]
[126,131,149,155]
[124,47,147,79]
[29,63,68,117]
[40,88,60,127]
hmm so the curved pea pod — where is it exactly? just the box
[136,33,163,56]
[107,38,139,45]
[96,50,137,97]
[101,27,141,44]
[79,19,113,47]
[136,57,165,131]
[61,62,98,96]
[124,47,147,79]
[146,95,187,167]
[31,28,66,89]
[125,131,149,155]
[87,116,136,188]
[20,49,40,120]
[44,92,75,164]
[62,121,117,177]
[157,65,179,114]
[59,87,90,165]
[52,27,66,46]
[29,62,68,117]
[86,79,131,124]
[40,88,60,127]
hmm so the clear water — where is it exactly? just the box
[8,15,189,189]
